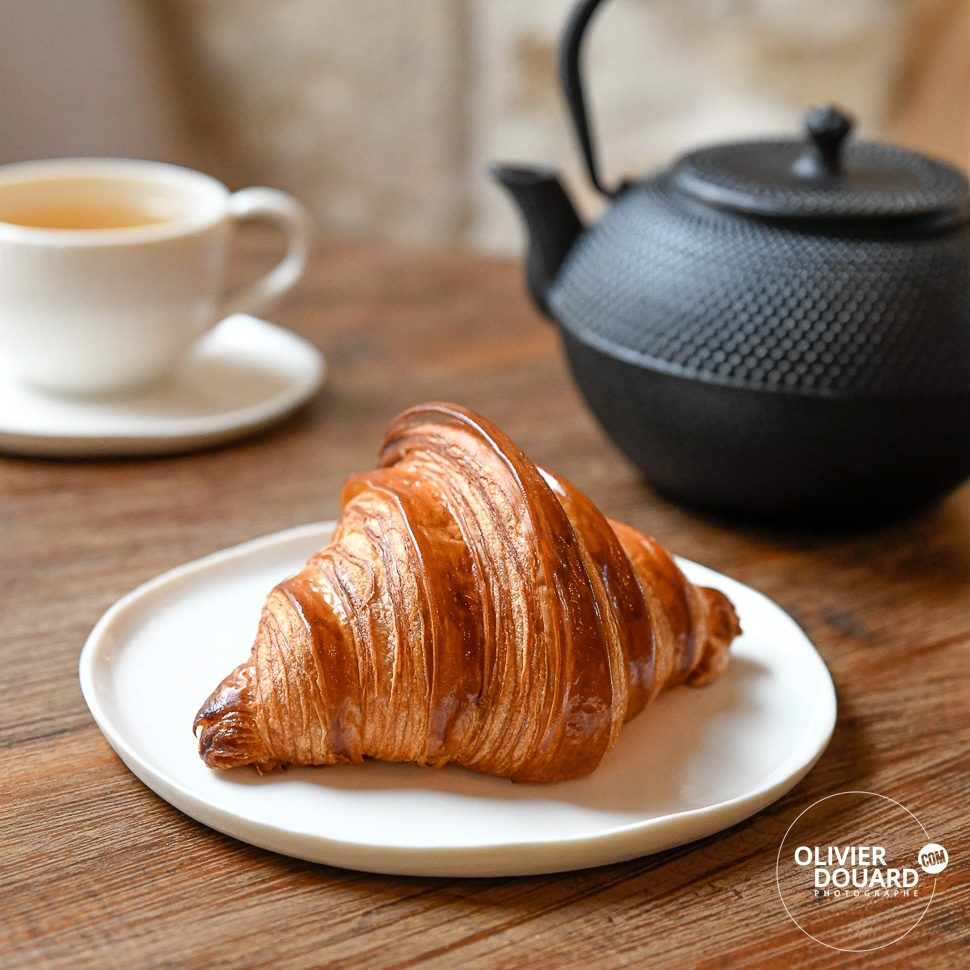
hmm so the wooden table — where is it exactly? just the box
[2,241,967,968]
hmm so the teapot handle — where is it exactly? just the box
[560,0,621,198]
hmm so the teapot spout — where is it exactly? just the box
[491,165,584,319]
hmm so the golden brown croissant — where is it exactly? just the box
[194,403,740,782]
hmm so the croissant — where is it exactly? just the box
[195,402,740,782]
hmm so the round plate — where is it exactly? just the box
[79,522,836,877]
[0,314,325,457]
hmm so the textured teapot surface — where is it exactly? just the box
[549,175,970,399]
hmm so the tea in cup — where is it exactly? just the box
[0,158,312,395]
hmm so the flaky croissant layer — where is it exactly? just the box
[195,403,740,782]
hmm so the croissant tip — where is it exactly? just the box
[193,665,270,770]
[686,588,741,687]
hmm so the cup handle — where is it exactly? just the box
[216,187,312,321]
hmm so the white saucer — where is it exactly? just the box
[0,314,325,457]
[79,522,836,877]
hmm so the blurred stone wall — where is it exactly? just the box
[158,0,468,243]
[159,0,943,254]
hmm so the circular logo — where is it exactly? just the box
[918,843,948,875]
[776,792,945,952]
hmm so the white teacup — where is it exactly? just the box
[0,158,312,395]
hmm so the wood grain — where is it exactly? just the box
[1,239,967,968]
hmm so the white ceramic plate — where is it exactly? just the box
[80,522,836,877]
[0,314,325,457]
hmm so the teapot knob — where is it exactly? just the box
[794,104,855,180]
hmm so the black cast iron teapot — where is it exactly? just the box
[493,0,970,524]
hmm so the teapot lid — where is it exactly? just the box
[671,105,969,224]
